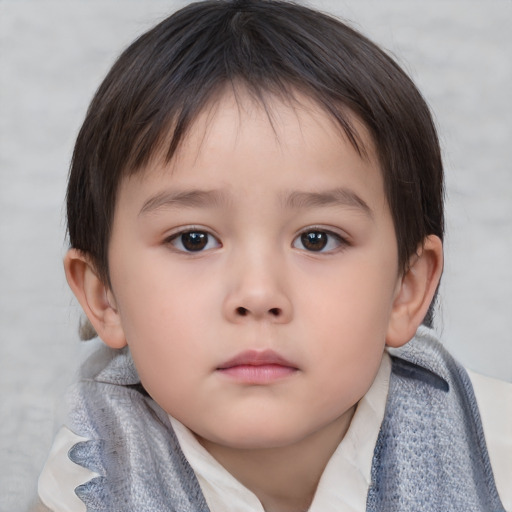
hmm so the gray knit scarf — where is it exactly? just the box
[67,327,505,511]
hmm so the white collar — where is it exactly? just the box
[170,351,391,512]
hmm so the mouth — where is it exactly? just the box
[216,349,299,384]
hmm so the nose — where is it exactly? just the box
[222,255,293,324]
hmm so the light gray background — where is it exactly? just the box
[1,1,511,510]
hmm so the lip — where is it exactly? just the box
[218,349,297,369]
[216,349,298,384]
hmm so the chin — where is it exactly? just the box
[198,422,312,451]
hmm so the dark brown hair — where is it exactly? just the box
[67,0,444,304]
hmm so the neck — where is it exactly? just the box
[197,406,355,512]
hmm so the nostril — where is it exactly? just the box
[235,307,282,317]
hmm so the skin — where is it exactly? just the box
[66,90,443,512]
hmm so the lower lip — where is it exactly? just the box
[217,364,297,384]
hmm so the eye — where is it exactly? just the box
[168,230,221,252]
[292,229,346,253]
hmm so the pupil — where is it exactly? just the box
[182,232,207,251]
[301,231,327,251]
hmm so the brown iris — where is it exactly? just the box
[180,231,209,251]
[300,231,328,251]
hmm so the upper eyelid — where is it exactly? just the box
[295,225,350,241]
[164,225,219,239]
[292,227,351,254]
[162,225,350,243]
[166,228,222,253]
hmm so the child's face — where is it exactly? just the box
[107,90,402,450]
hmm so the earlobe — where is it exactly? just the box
[386,235,444,348]
[64,249,127,349]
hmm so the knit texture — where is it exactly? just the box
[67,343,210,512]
[67,329,504,511]
[366,326,505,511]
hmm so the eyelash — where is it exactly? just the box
[165,227,349,254]
[292,227,348,253]
[166,227,221,253]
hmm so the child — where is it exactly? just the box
[37,0,511,510]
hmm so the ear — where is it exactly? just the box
[64,249,127,349]
[386,235,443,348]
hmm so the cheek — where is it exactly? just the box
[299,256,397,334]
[110,259,219,399]
[123,300,208,417]
[114,250,219,332]
[296,258,395,388]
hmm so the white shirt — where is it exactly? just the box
[170,352,392,512]
[38,353,512,511]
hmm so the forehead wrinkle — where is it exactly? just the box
[139,189,231,216]
[281,188,373,218]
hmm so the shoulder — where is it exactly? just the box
[386,328,511,510]
[467,370,512,512]
[28,499,53,512]
[38,426,97,512]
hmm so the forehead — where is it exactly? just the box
[150,87,377,174]
[118,88,386,214]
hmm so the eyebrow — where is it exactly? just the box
[139,186,373,218]
[281,188,373,217]
[139,189,230,216]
